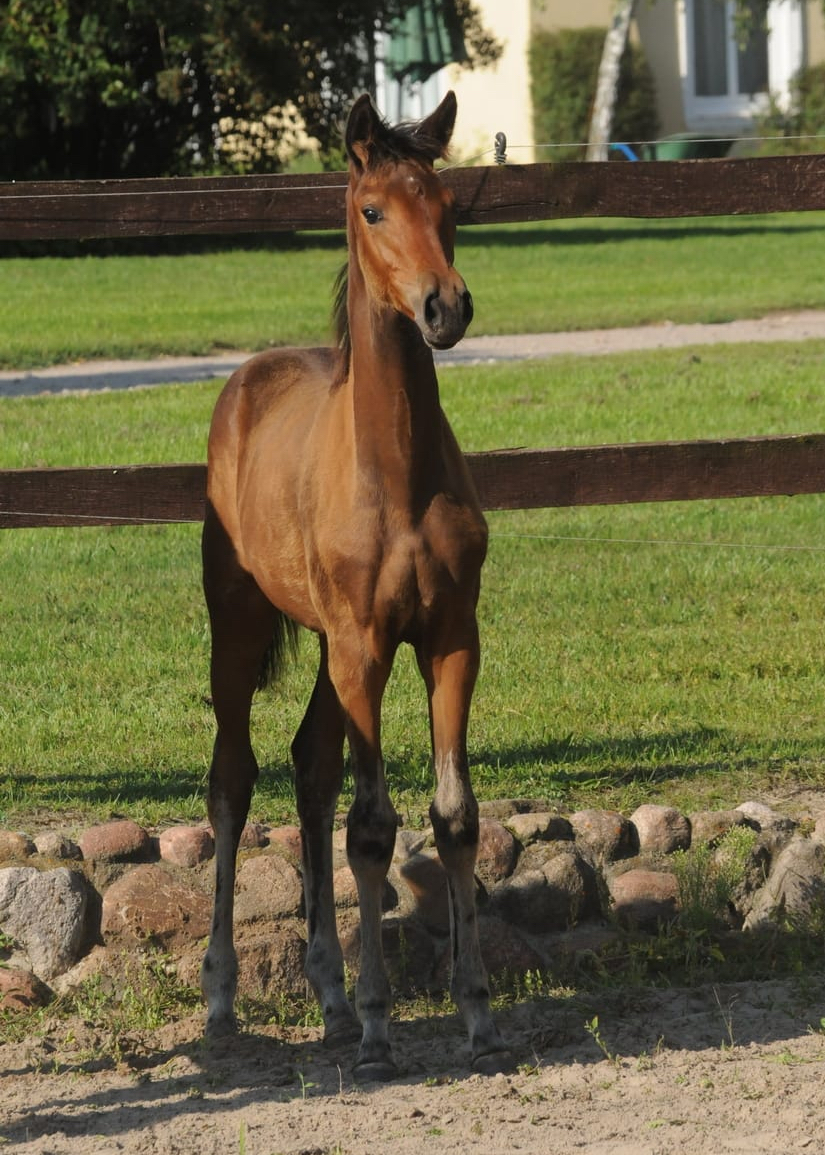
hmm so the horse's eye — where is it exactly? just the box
[362,207,382,225]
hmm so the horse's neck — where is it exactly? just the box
[346,280,443,507]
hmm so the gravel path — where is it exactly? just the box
[3,309,825,396]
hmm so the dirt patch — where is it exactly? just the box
[2,976,823,1154]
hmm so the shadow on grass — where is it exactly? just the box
[4,762,294,811]
[7,729,825,818]
[10,216,823,261]
[458,218,825,248]
[470,727,825,792]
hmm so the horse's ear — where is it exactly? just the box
[415,91,457,157]
[345,93,384,170]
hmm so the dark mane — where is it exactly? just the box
[332,262,350,381]
[365,117,450,167]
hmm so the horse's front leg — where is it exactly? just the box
[416,613,513,1074]
[327,636,397,1081]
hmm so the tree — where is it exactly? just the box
[586,1,776,162]
[586,0,636,162]
[0,0,499,180]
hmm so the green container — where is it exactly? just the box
[642,134,732,161]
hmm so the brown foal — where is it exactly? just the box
[200,91,511,1080]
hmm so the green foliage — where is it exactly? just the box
[528,26,658,161]
[670,826,758,933]
[755,62,825,155]
[0,1,499,180]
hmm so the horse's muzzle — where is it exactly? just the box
[419,282,473,350]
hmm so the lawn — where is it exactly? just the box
[6,211,825,368]
[3,339,825,832]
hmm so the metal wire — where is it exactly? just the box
[491,530,825,553]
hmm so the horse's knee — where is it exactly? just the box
[430,785,479,871]
[346,797,397,875]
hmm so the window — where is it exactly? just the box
[679,0,804,132]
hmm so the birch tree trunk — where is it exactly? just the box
[586,0,637,162]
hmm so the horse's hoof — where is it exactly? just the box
[472,1047,515,1076]
[323,1017,362,1049]
[204,1010,239,1040]
[353,1056,399,1083]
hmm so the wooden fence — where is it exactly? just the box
[3,152,825,528]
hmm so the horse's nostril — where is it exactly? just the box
[424,290,440,329]
[462,290,474,326]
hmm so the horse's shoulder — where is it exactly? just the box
[236,345,338,390]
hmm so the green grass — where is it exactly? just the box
[6,212,825,368]
[3,340,825,831]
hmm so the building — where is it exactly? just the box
[379,1,825,162]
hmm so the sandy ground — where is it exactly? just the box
[1,975,824,1154]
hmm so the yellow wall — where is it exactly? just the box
[531,0,611,34]
[807,4,825,63]
[635,0,685,135]
[447,0,534,163]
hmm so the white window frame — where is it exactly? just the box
[678,0,805,133]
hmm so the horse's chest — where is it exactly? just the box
[338,512,484,638]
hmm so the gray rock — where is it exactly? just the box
[689,809,752,846]
[397,851,450,934]
[492,847,599,933]
[744,836,825,931]
[238,822,269,850]
[235,854,304,922]
[33,831,82,861]
[333,863,360,909]
[631,804,691,855]
[235,923,308,998]
[570,809,636,863]
[736,801,798,836]
[504,812,574,846]
[477,915,545,978]
[609,869,680,929]
[0,866,91,980]
[266,824,303,862]
[0,832,36,861]
[342,916,436,994]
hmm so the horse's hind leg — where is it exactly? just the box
[416,615,513,1074]
[293,637,360,1046]
[326,638,398,1080]
[201,504,277,1037]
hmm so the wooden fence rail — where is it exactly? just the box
[2,434,824,529]
[3,153,825,239]
[3,153,825,524]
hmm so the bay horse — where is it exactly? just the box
[200,91,511,1080]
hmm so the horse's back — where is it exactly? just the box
[217,345,338,424]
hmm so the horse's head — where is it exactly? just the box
[344,92,472,351]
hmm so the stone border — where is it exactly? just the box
[2,797,825,1012]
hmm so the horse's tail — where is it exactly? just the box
[257,611,301,691]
